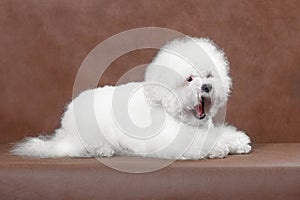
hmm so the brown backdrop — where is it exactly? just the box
[0,0,299,144]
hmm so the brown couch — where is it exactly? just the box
[0,0,299,199]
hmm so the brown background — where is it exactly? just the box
[0,0,299,144]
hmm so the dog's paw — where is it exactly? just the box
[177,156,189,160]
[179,153,204,160]
[207,144,230,159]
[89,146,115,157]
[236,144,252,154]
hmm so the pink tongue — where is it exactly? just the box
[196,103,204,116]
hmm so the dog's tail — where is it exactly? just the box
[11,136,57,157]
[10,129,86,158]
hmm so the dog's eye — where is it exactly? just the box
[206,73,213,78]
[187,76,193,82]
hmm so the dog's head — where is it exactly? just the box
[144,37,232,126]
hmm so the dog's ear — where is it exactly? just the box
[143,83,182,116]
[193,37,232,98]
[143,83,168,105]
[144,62,182,103]
[144,63,166,104]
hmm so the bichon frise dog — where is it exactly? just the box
[12,37,251,159]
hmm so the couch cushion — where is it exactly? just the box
[1,143,299,200]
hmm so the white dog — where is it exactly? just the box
[12,37,251,159]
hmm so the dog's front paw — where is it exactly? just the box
[236,144,252,154]
[179,153,204,160]
[207,144,230,159]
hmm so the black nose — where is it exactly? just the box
[201,84,212,93]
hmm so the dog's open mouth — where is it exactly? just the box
[193,97,211,120]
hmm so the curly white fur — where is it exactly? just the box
[11,37,251,159]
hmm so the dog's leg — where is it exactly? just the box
[207,141,230,158]
[205,125,251,158]
[218,125,252,155]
